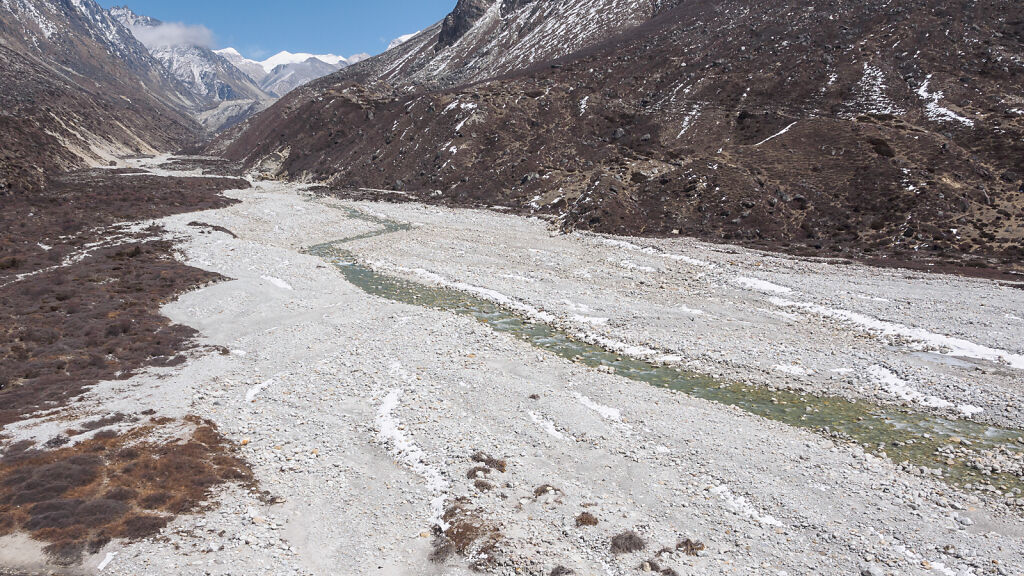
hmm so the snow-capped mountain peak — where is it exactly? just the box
[215,47,354,98]
[109,5,272,131]
[259,50,347,73]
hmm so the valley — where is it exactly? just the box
[4,157,1022,575]
[1,0,1022,574]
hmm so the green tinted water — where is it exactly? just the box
[307,204,1024,497]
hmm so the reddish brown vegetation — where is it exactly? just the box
[223,0,1024,277]
[0,171,247,428]
[0,417,252,564]
[431,499,502,569]
[0,170,247,281]
[575,512,598,527]
[676,538,705,556]
[0,170,254,566]
[470,452,507,473]
[610,530,646,554]
[533,484,559,498]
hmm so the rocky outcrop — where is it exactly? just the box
[438,0,493,48]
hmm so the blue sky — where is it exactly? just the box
[98,0,455,59]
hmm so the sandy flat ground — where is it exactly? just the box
[7,171,1023,576]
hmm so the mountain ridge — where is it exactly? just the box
[215,0,1024,273]
[0,0,200,191]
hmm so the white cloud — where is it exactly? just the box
[129,22,215,49]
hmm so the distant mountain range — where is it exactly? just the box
[215,48,369,98]
[0,0,372,193]
[108,6,274,132]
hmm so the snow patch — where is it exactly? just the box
[572,315,609,325]
[754,121,798,147]
[867,365,952,409]
[399,266,557,323]
[528,411,565,439]
[378,363,449,529]
[773,364,810,376]
[261,275,293,291]
[916,75,974,127]
[733,277,793,294]
[97,552,117,571]
[245,378,274,403]
[710,485,782,527]
[852,64,905,115]
[771,298,1024,370]
[575,393,621,421]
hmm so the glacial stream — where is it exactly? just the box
[307,202,1024,499]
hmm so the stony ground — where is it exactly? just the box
[3,161,1022,575]
[346,200,1024,431]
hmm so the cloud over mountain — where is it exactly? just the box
[128,22,215,49]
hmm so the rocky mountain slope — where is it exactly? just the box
[0,0,200,192]
[109,7,269,104]
[217,0,1024,274]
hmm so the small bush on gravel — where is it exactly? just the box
[677,538,705,556]
[466,465,489,479]
[550,567,574,575]
[471,452,507,473]
[610,530,646,554]
[534,484,559,497]
[575,512,598,527]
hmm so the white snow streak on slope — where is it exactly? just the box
[754,121,798,146]
[771,298,1024,370]
[261,276,294,291]
[916,74,974,127]
[868,365,983,416]
[853,64,905,115]
[774,364,810,376]
[396,266,557,323]
[676,104,703,138]
[733,277,793,294]
[599,238,714,268]
[378,362,450,529]
[709,485,783,527]
[97,552,117,571]
[867,365,951,409]
[245,378,274,403]
[528,411,565,439]
[575,393,621,421]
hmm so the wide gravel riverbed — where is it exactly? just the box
[6,164,1022,576]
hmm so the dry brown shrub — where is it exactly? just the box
[677,538,705,556]
[610,530,646,554]
[575,512,598,527]
[0,418,253,565]
[470,452,507,473]
[430,500,502,569]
